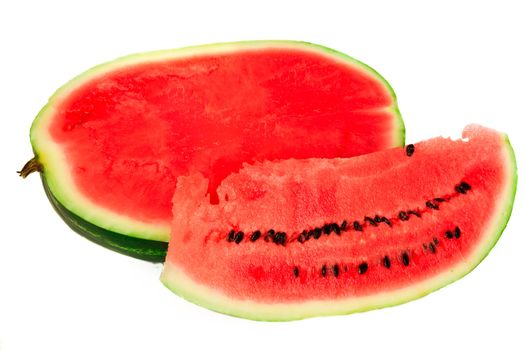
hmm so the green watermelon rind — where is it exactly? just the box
[29,40,404,261]
[41,174,167,262]
[160,133,516,321]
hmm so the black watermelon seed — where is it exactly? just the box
[353,221,363,231]
[280,232,287,245]
[234,231,244,244]
[293,267,299,278]
[364,216,377,226]
[454,226,461,239]
[402,252,410,266]
[332,264,340,278]
[265,229,275,242]
[250,230,261,242]
[298,230,307,243]
[426,201,439,210]
[408,210,421,218]
[323,224,332,234]
[340,220,348,231]
[429,242,436,254]
[433,237,439,245]
[273,232,286,245]
[383,256,391,269]
[374,215,382,223]
[445,230,454,239]
[398,211,409,221]
[321,265,327,277]
[434,197,446,202]
[460,182,471,191]
[313,228,322,239]
[332,224,341,235]
[406,144,415,157]
[455,182,471,194]
[455,185,466,194]
[381,217,392,226]
[227,230,236,242]
[358,262,368,275]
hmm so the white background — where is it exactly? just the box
[1,1,524,349]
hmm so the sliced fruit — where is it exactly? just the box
[25,41,403,261]
[161,125,516,320]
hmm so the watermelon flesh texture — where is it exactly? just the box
[161,125,516,321]
[30,41,403,252]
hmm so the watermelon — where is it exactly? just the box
[161,125,516,321]
[23,41,404,261]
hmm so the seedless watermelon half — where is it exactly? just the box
[24,41,404,261]
[161,125,517,321]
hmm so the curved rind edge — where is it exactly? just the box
[160,133,516,321]
[391,104,405,148]
[29,40,404,243]
[41,175,167,262]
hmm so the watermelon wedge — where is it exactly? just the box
[161,125,517,321]
[24,41,404,261]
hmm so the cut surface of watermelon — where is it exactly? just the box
[161,125,516,320]
[29,41,403,259]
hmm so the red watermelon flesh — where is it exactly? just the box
[31,41,402,243]
[161,125,516,320]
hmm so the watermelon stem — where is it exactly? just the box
[18,157,42,178]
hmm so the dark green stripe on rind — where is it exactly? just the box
[41,174,167,262]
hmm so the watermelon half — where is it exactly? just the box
[161,125,517,321]
[24,41,404,261]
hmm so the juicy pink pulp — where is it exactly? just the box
[48,47,396,225]
[165,125,509,302]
